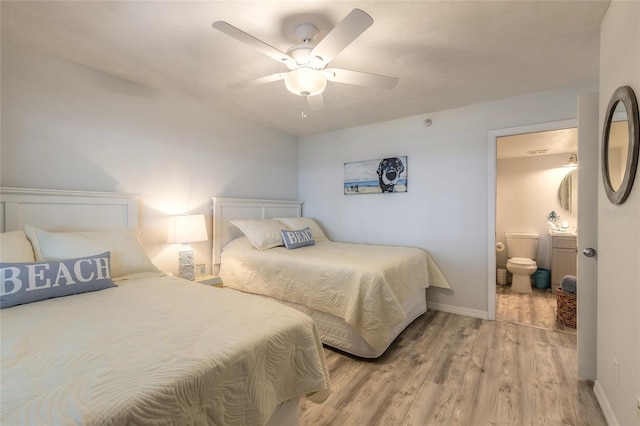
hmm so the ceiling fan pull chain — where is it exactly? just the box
[299,95,308,119]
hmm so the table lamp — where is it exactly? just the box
[167,214,208,280]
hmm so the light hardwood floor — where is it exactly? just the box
[496,284,577,334]
[301,290,603,425]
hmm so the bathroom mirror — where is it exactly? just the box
[602,86,639,204]
[558,169,578,216]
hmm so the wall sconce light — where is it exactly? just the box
[563,153,578,168]
[167,214,208,280]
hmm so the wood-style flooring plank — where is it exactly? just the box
[300,289,604,426]
[496,285,576,334]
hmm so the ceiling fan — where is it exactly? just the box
[211,9,398,110]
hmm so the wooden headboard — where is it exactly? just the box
[0,187,139,232]
[212,197,302,272]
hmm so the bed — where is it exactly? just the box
[212,197,450,358]
[0,188,331,426]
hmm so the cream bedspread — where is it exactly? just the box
[220,238,436,352]
[0,276,331,425]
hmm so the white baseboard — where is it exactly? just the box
[426,301,489,320]
[593,380,618,426]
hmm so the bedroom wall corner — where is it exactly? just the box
[0,40,299,276]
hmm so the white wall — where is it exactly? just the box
[496,153,578,270]
[0,40,299,275]
[595,2,640,425]
[299,84,595,317]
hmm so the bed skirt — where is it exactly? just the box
[244,288,427,358]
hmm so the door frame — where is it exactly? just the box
[487,119,577,320]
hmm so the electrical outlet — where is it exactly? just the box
[614,358,619,385]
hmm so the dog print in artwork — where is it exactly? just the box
[377,157,405,193]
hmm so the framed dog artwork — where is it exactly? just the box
[344,156,408,195]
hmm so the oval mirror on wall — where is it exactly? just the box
[602,86,640,204]
[558,169,578,216]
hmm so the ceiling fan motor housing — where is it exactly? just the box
[287,45,315,65]
[287,23,324,68]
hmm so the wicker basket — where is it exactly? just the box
[556,289,577,328]
[497,268,507,285]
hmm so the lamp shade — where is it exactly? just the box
[284,67,327,97]
[167,214,208,244]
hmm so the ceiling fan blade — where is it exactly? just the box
[305,93,325,111]
[228,72,287,89]
[310,9,373,65]
[212,21,294,67]
[324,68,398,89]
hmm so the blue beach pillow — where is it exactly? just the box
[0,251,116,309]
[281,227,316,250]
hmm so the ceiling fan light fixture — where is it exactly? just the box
[284,67,327,97]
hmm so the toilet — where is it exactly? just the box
[506,232,539,293]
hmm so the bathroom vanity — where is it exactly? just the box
[551,234,577,294]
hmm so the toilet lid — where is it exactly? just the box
[508,257,536,267]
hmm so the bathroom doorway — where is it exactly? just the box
[487,119,577,318]
[488,94,599,380]
[494,125,578,333]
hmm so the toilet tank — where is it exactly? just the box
[505,232,539,259]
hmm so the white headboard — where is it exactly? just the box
[212,197,302,271]
[0,187,139,232]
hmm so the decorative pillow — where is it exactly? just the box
[0,251,116,309]
[230,219,284,250]
[275,217,329,242]
[281,227,316,249]
[0,230,36,263]
[23,226,165,281]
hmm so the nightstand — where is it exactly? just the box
[194,275,223,288]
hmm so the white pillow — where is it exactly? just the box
[230,219,284,250]
[23,226,165,281]
[0,230,36,263]
[276,217,329,242]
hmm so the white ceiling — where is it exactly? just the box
[1,1,609,137]
[497,128,577,160]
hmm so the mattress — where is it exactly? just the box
[220,237,431,354]
[0,276,331,425]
